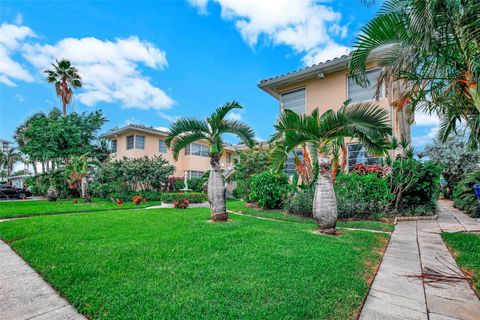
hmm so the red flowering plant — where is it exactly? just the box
[116,199,123,206]
[73,199,78,204]
[173,198,189,209]
[350,163,390,177]
[132,195,143,205]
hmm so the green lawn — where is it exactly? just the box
[227,200,394,232]
[442,232,480,294]
[0,207,388,319]
[0,198,160,219]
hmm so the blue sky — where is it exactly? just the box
[0,0,438,148]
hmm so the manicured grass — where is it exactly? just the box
[0,198,160,219]
[442,232,480,294]
[0,207,388,319]
[227,200,394,232]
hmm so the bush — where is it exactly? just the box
[335,173,394,219]
[25,170,72,198]
[398,160,442,211]
[231,148,271,200]
[250,171,289,209]
[453,170,480,217]
[161,192,207,204]
[108,190,162,202]
[284,188,313,217]
[187,178,207,193]
[350,163,389,177]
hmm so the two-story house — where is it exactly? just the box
[258,54,411,170]
[100,124,235,178]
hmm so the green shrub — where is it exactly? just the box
[25,170,72,198]
[231,148,271,200]
[283,188,313,217]
[398,160,442,211]
[161,192,207,204]
[453,170,480,217]
[108,191,135,202]
[335,173,394,219]
[250,171,289,209]
[187,178,207,193]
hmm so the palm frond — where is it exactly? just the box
[169,132,209,160]
[208,101,242,128]
[221,120,255,148]
[165,117,209,147]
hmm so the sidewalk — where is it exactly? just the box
[0,240,85,320]
[360,202,480,320]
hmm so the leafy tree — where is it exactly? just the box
[349,0,480,149]
[15,108,106,168]
[270,100,391,233]
[425,135,480,198]
[65,155,94,201]
[230,147,271,200]
[166,101,255,221]
[44,59,82,115]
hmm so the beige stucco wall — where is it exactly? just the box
[108,129,234,177]
[274,65,409,157]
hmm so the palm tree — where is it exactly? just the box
[0,148,22,177]
[270,101,392,233]
[166,101,255,221]
[65,154,93,202]
[44,59,82,115]
[349,0,480,149]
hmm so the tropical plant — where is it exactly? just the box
[270,100,391,232]
[349,0,480,149]
[249,171,289,209]
[166,101,255,221]
[64,154,95,202]
[44,59,82,115]
[453,169,480,217]
[0,147,21,176]
[425,134,480,198]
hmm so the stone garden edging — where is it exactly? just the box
[146,202,210,209]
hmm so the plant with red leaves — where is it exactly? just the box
[173,198,189,209]
[350,163,390,177]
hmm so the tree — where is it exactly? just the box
[425,135,480,198]
[349,0,480,149]
[0,148,21,177]
[65,154,92,201]
[270,100,391,233]
[44,59,82,115]
[166,101,255,221]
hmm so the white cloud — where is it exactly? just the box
[302,42,350,66]
[414,110,440,126]
[412,126,439,148]
[14,94,25,102]
[0,23,35,86]
[22,35,174,110]
[155,126,171,132]
[189,0,349,65]
[157,111,179,122]
[225,111,242,121]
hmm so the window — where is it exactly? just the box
[347,144,382,170]
[347,69,383,103]
[135,135,145,150]
[159,139,167,153]
[186,171,205,179]
[185,143,209,157]
[281,88,306,114]
[111,140,117,153]
[226,153,232,163]
[284,149,304,175]
[126,135,134,150]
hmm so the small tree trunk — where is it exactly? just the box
[81,176,91,202]
[33,162,38,176]
[312,156,338,233]
[208,155,227,221]
[41,162,45,173]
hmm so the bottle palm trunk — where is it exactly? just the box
[208,157,227,221]
[312,156,338,232]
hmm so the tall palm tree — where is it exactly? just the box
[44,59,82,115]
[270,101,391,233]
[166,101,255,221]
[349,0,480,149]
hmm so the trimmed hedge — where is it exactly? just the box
[453,169,480,217]
[161,192,207,204]
[109,190,162,202]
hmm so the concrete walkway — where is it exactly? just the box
[0,241,85,320]
[360,202,480,320]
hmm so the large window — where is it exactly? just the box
[347,69,384,103]
[186,170,205,179]
[135,135,145,150]
[185,143,209,157]
[347,144,382,170]
[111,139,117,153]
[159,139,167,153]
[281,88,306,114]
[126,135,134,150]
[285,149,304,175]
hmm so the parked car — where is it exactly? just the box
[0,184,32,199]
